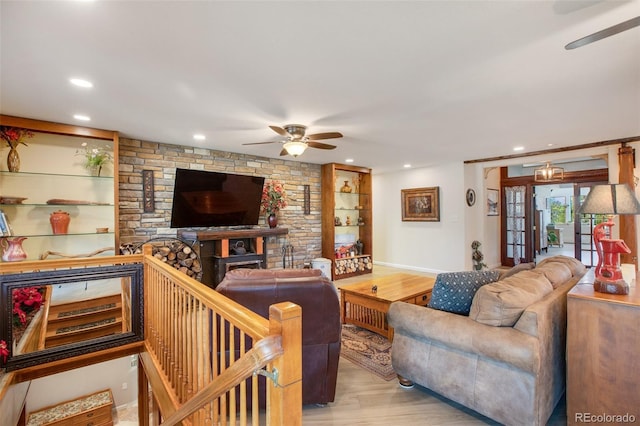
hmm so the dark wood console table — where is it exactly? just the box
[178,227,288,288]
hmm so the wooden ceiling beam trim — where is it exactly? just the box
[464,136,640,164]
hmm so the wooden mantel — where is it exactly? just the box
[179,227,288,241]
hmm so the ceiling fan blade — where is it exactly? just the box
[269,125,289,136]
[307,131,343,140]
[242,141,280,146]
[307,141,337,150]
[565,16,640,50]
[279,148,288,156]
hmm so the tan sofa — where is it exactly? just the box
[387,256,586,426]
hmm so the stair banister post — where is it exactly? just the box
[267,302,302,425]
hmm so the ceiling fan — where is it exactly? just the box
[243,124,343,157]
[565,16,640,49]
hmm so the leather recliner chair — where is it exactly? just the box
[216,268,341,406]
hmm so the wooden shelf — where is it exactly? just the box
[321,163,373,280]
[0,115,119,261]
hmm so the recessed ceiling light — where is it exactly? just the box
[193,134,206,141]
[69,78,93,88]
[345,158,354,163]
[403,164,412,168]
[73,114,91,121]
[547,143,554,147]
[513,146,525,152]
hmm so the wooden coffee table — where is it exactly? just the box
[340,273,435,340]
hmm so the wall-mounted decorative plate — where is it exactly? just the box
[466,189,476,206]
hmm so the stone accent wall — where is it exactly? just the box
[117,138,322,269]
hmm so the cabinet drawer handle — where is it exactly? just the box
[422,295,428,301]
[87,412,94,417]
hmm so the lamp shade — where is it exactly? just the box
[579,183,640,215]
[283,141,307,157]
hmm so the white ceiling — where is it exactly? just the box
[1,1,639,174]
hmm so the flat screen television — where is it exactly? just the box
[170,168,265,228]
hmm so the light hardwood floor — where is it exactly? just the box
[302,265,567,425]
[115,265,567,425]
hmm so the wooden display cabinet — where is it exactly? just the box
[321,163,372,280]
[0,115,119,261]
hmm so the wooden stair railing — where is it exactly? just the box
[0,250,303,426]
[139,245,302,426]
[161,334,283,426]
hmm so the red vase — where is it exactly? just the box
[267,213,278,228]
[50,210,70,234]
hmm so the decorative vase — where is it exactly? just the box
[50,210,71,234]
[89,165,103,177]
[7,148,20,172]
[340,180,352,193]
[1,237,28,262]
[267,213,278,228]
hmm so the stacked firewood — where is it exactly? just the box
[120,239,203,281]
[334,255,372,276]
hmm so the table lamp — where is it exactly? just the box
[579,183,640,295]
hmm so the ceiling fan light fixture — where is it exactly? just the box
[283,140,307,157]
[534,162,564,182]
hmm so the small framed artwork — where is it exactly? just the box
[401,187,440,222]
[487,188,499,216]
[546,196,566,208]
[142,170,155,213]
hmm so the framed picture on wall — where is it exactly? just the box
[487,188,499,216]
[546,196,566,208]
[401,186,440,221]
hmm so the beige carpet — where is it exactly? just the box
[340,324,396,381]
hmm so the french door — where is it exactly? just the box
[501,182,604,266]
[502,185,531,266]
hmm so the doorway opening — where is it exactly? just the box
[500,157,608,267]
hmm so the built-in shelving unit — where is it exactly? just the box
[321,163,373,280]
[0,115,119,261]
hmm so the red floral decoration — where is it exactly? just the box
[0,126,34,149]
[0,339,9,364]
[261,180,287,215]
[12,287,44,327]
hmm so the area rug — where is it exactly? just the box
[340,324,396,381]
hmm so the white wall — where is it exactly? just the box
[372,161,466,273]
[26,356,138,413]
[372,142,640,272]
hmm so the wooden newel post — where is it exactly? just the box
[268,302,302,426]
[618,145,638,268]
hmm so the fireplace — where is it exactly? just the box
[213,254,264,286]
[178,227,288,288]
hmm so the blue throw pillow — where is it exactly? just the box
[428,270,501,315]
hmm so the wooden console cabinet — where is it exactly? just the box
[567,275,640,425]
[178,227,288,288]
